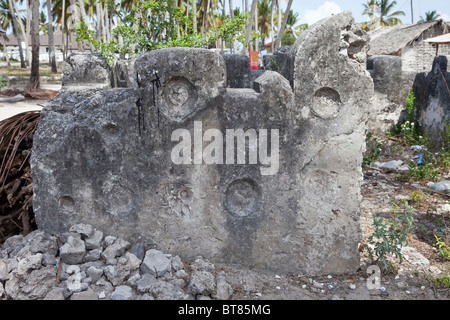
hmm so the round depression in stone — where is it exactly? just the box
[224,178,261,217]
[159,76,198,121]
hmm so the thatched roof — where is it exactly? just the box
[368,20,450,56]
[424,33,450,45]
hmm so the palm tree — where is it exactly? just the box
[257,0,271,47]
[0,0,12,30]
[378,0,405,26]
[7,0,25,67]
[28,0,39,91]
[362,0,378,19]
[362,0,405,31]
[418,10,441,23]
[47,0,57,73]
[274,0,292,49]
[244,0,257,53]
[0,0,12,63]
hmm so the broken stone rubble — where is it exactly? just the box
[0,224,233,300]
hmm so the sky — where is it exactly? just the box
[288,0,450,26]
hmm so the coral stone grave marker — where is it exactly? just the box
[31,11,374,276]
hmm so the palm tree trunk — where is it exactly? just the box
[47,0,57,73]
[28,0,40,91]
[96,2,102,42]
[254,2,258,52]
[78,0,87,24]
[229,0,235,53]
[192,0,197,32]
[12,0,29,66]
[270,0,274,52]
[202,0,210,35]
[113,0,123,47]
[275,0,293,49]
[245,0,257,53]
[69,0,84,52]
[78,0,94,51]
[26,0,31,65]
[62,0,67,60]
[277,0,281,34]
[7,0,25,68]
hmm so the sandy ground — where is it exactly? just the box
[0,84,60,122]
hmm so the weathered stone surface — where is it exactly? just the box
[17,253,43,276]
[5,266,57,300]
[136,273,157,293]
[214,271,233,300]
[223,54,251,88]
[59,235,86,265]
[70,289,99,300]
[413,55,450,145]
[111,285,134,300]
[84,230,103,250]
[140,249,172,277]
[366,55,417,135]
[31,11,372,276]
[101,238,130,264]
[61,53,113,93]
[188,270,216,296]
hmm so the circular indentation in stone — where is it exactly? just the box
[108,184,135,218]
[159,77,198,121]
[224,178,261,217]
[58,196,75,214]
[177,186,192,201]
[102,123,120,140]
[312,87,341,119]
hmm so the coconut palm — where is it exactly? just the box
[0,0,13,30]
[28,0,39,90]
[257,0,271,47]
[0,0,12,63]
[7,0,25,67]
[274,0,292,49]
[362,0,405,31]
[378,0,405,26]
[418,10,441,23]
[47,0,57,73]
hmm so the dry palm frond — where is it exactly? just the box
[0,111,40,244]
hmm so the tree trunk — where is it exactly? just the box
[12,0,29,66]
[62,0,67,60]
[25,0,31,65]
[69,0,84,52]
[244,0,258,54]
[78,0,94,51]
[270,0,274,53]
[229,0,235,53]
[28,0,40,91]
[275,0,293,49]
[7,0,25,68]
[202,0,210,35]
[96,2,103,42]
[254,2,258,52]
[277,0,281,34]
[192,0,197,32]
[47,0,57,73]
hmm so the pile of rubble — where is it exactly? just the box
[0,223,233,300]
